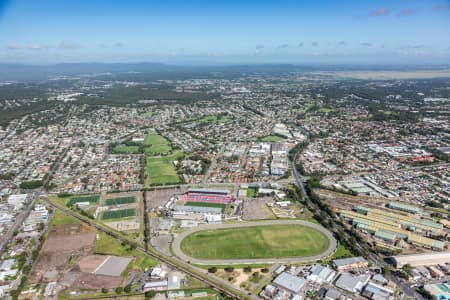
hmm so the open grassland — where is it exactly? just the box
[146,151,184,186]
[67,195,100,206]
[105,196,136,206]
[101,208,136,220]
[144,133,171,155]
[259,135,284,142]
[95,232,157,271]
[181,225,329,259]
[50,209,80,227]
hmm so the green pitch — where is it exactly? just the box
[105,196,136,206]
[181,225,329,259]
[146,150,184,185]
[259,135,284,142]
[67,195,100,206]
[101,208,136,220]
[144,132,172,155]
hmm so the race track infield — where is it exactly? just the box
[172,220,337,265]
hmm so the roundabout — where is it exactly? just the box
[172,220,337,265]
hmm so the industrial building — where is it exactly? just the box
[332,257,368,271]
[391,252,450,268]
[7,194,28,210]
[180,188,234,204]
[424,282,450,300]
[307,265,336,283]
[334,273,370,293]
[273,272,306,294]
[387,202,422,214]
[340,208,445,250]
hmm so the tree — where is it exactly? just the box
[208,267,217,273]
[243,266,252,273]
[101,288,108,294]
[124,284,132,293]
[145,290,156,299]
[383,265,393,279]
[115,287,123,294]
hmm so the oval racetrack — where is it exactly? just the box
[172,220,337,265]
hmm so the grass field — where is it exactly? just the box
[331,243,353,260]
[198,114,233,124]
[318,107,334,113]
[181,225,329,259]
[185,202,226,212]
[259,135,285,142]
[144,133,172,155]
[246,187,257,197]
[146,151,184,185]
[67,195,100,206]
[105,196,136,206]
[102,208,136,220]
[50,209,80,226]
[95,232,157,271]
[112,145,140,154]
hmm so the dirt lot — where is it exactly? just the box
[76,255,107,273]
[70,272,124,289]
[30,224,96,284]
[30,220,130,295]
[242,197,275,220]
[145,188,182,209]
[105,219,140,232]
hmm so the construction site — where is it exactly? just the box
[29,220,133,296]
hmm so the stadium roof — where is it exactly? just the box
[188,188,230,194]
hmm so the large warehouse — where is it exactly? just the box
[391,251,450,268]
[180,188,234,204]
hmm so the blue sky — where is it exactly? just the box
[0,0,450,64]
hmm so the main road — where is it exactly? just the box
[172,220,337,265]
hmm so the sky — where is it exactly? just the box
[0,0,450,65]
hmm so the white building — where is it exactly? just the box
[7,194,27,210]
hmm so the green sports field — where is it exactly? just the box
[144,133,171,155]
[105,196,136,206]
[146,151,184,185]
[67,195,100,206]
[181,225,329,259]
[259,135,285,142]
[101,208,136,220]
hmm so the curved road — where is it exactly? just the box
[172,220,337,265]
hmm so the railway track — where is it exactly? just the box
[45,199,252,300]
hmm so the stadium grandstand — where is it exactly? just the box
[180,188,234,204]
